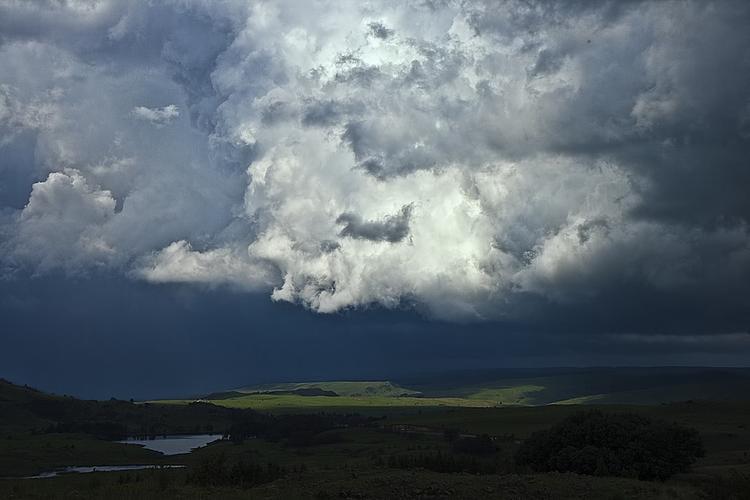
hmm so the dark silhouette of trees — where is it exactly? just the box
[226,412,375,446]
[45,421,127,440]
[515,410,704,480]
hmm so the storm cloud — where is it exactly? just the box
[1,0,749,333]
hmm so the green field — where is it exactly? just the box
[234,380,421,397]
[156,378,557,411]
[152,367,750,412]
[154,393,500,411]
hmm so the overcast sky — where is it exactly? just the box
[1,1,749,398]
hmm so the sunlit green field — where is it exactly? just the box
[154,370,750,413]
[233,380,421,397]
[152,394,501,411]
[153,380,559,410]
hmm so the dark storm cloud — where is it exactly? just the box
[454,1,750,231]
[1,275,748,399]
[337,204,413,243]
[1,0,749,335]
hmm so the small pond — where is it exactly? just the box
[14,434,223,479]
[118,434,223,455]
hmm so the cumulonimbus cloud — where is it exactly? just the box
[1,0,749,330]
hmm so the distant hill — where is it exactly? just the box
[0,378,263,439]
[204,388,339,399]
[0,378,62,432]
[0,378,60,404]
[177,368,750,411]
[233,380,421,398]
[396,367,750,405]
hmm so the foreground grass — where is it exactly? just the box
[0,467,718,500]
[3,426,747,500]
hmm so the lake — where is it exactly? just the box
[118,434,223,455]
[19,435,223,479]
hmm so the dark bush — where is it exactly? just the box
[227,418,266,444]
[515,410,704,480]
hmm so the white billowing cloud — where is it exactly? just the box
[8,169,116,272]
[246,143,501,318]
[131,105,180,127]
[241,125,639,318]
[1,0,749,327]
[136,240,275,290]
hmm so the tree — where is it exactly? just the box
[515,410,704,481]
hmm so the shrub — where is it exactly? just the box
[515,410,704,480]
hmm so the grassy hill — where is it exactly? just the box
[233,380,421,398]
[0,378,61,432]
[157,393,496,412]
[162,367,750,412]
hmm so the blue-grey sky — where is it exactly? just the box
[1,1,750,398]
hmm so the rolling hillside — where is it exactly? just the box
[233,380,421,398]
[176,367,750,411]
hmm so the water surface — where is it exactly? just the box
[118,434,222,455]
